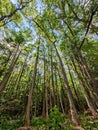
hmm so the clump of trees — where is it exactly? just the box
[0,0,98,130]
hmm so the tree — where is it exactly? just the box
[0,45,21,93]
[25,42,40,128]
[0,0,98,129]
[53,42,80,126]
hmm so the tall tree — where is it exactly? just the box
[53,42,80,126]
[71,57,98,117]
[42,46,48,118]
[25,43,40,128]
[0,45,20,93]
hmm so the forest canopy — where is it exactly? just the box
[0,0,98,130]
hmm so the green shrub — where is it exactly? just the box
[31,117,47,127]
[48,106,65,130]
[0,117,24,130]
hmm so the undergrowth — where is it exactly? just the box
[0,107,98,130]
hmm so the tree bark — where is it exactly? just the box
[72,58,98,117]
[53,42,80,126]
[67,64,84,111]
[25,44,40,127]
[54,65,60,108]
[0,46,20,94]
[50,46,56,106]
[58,69,66,114]
[42,47,48,118]
[75,48,98,99]
[15,55,28,97]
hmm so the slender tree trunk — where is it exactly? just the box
[25,44,40,127]
[53,42,80,126]
[76,58,98,107]
[54,66,60,107]
[34,81,39,117]
[15,55,28,97]
[72,58,98,117]
[42,48,48,118]
[76,49,98,99]
[45,81,48,118]
[48,71,52,110]
[67,64,84,111]
[50,46,56,106]
[49,90,52,110]
[0,46,20,93]
[56,67,65,114]
[42,49,45,117]
[58,69,66,114]
[42,80,46,117]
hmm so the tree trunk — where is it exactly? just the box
[72,58,98,117]
[67,64,84,111]
[76,49,98,99]
[50,46,56,106]
[76,58,98,107]
[42,47,48,118]
[48,71,52,110]
[53,42,80,126]
[54,66,60,107]
[0,46,20,93]
[25,44,40,127]
[15,55,28,97]
[58,69,66,114]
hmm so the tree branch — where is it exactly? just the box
[79,6,98,50]
[0,0,32,22]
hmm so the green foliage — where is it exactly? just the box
[31,117,48,127]
[31,106,67,130]
[5,37,14,43]
[80,114,98,130]
[0,0,98,130]
[49,106,65,129]
[0,0,14,16]
[15,33,25,44]
[0,114,98,130]
[0,117,24,130]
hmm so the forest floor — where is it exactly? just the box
[0,114,98,130]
